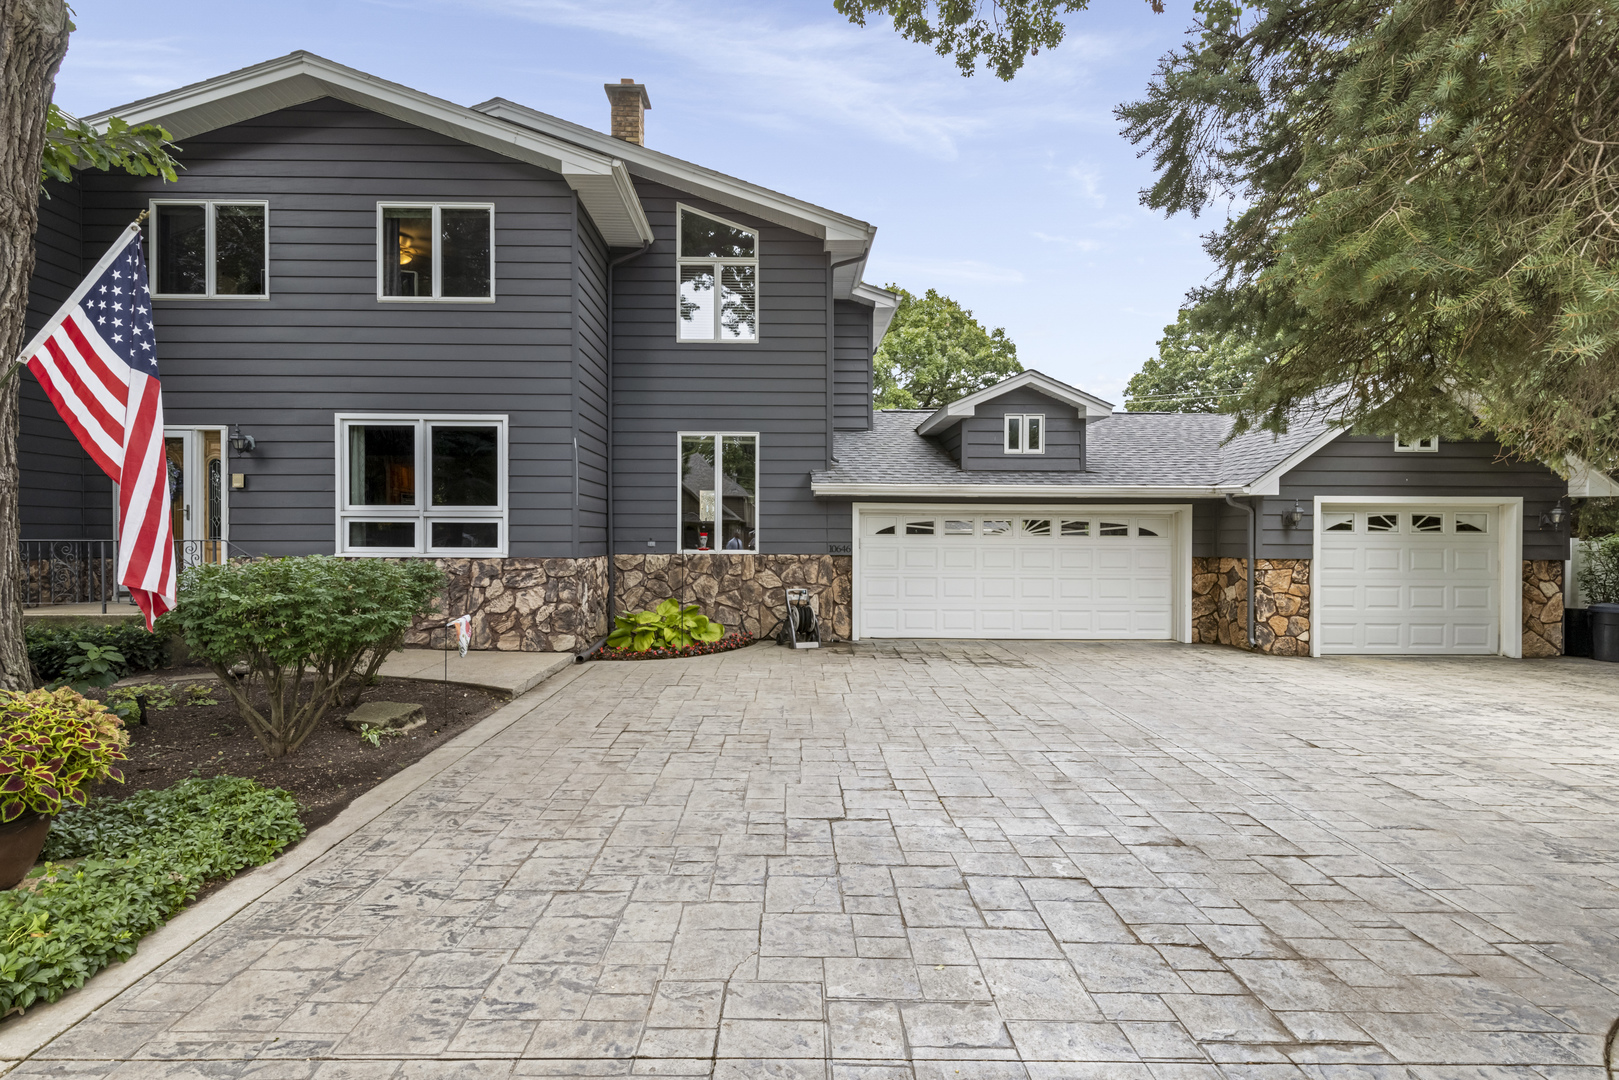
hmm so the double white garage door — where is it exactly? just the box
[1317,506,1501,654]
[858,509,1173,639]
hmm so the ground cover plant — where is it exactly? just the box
[597,630,756,661]
[25,621,167,686]
[606,599,725,653]
[0,776,303,1015]
[159,557,444,758]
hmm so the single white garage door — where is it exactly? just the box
[1317,507,1499,654]
[858,510,1172,639]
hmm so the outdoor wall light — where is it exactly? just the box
[1540,500,1569,531]
[229,425,256,455]
[1283,501,1305,528]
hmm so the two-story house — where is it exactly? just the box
[21,53,1613,658]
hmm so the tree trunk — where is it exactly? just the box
[0,0,71,691]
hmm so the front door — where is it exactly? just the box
[163,428,227,569]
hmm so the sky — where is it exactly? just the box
[53,0,1218,406]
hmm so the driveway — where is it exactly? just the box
[14,641,1619,1078]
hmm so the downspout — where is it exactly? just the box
[579,237,652,664]
[1225,493,1258,648]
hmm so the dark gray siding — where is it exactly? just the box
[1223,434,1568,560]
[957,387,1083,471]
[833,300,871,432]
[19,179,115,540]
[67,99,583,557]
[938,425,962,464]
[612,180,835,554]
[573,209,609,554]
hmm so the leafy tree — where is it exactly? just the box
[0,2,179,693]
[874,285,1022,409]
[1125,309,1260,412]
[834,1,1161,80]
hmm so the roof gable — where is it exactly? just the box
[915,370,1115,437]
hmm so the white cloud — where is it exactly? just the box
[58,37,191,105]
[1032,231,1101,252]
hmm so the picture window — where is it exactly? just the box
[379,204,493,300]
[680,433,758,552]
[677,206,758,342]
[338,415,505,555]
[149,201,267,298]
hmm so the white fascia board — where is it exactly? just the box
[915,370,1116,436]
[1238,425,1345,495]
[851,283,900,347]
[1568,457,1619,497]
[473,97,876,264]
[86,53,652,246]
[813,482,1243,498]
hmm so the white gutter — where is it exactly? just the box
[812,482,1251,498]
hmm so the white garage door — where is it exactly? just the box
[1317,508,1499,654]
[857,510,1172,639]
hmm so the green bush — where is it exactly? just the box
[1579,535,1619,605]
[0,776,304,1014]
[159,557,444,758]
[25,621,168,685]
[606,599,724,652]
[0,688,129,822]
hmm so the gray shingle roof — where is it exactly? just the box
[812,409,1335,490]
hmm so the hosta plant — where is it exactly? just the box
[607,600,725,652]
[0,688,129,823]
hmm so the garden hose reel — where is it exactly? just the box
[780,587,821,649]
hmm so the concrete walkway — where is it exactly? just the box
[378,647,575,700]
[7,640,1619,1078]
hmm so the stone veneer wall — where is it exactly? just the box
[613,554,853,642]
[404,556,609,654]
[1523,560,1564,658]
[1193,556,1312,656]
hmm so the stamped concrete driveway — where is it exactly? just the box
[16,641,1619,1079]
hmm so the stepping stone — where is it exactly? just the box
[342,700,426,733]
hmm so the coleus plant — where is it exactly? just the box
[606,599,725,652]
[0,688,129,823]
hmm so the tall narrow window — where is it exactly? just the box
[149,201,268,298]
[379,204,494,300]
[677,206,758,342]
[680,433,759,551]
[338,416,506,555]
[1003,414,1045,454]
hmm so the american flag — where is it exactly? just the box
[16,222,174,630]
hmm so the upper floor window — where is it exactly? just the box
[149,201,267,298]
[378,204,494,301]
[1004,414,1045,454]
[1394,434,1438,452]
[677,206,757,342]
[336,414,506,556]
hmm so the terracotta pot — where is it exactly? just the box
[0,813,52,890]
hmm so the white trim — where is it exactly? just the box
[815,482,1247,498]
[851,282,899,348]
[677,431,760,554]
[1568,457,1619,498]
[162,425,230,558]
[915,370,1114,436]
[1310,495,1523,658]
[87,52,654,247]
[375,203,496,303]
[1394,435,1440,452]
[147,200,271,301]
[674,204,759,344]
[334,413,508,557]
[850,501,1194,644]
[1242,425,1344,496]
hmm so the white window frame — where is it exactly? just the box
[1394,435,1439,452]
[375,203,497,303]
[1003,414,1046,455]
[675,203,759,344]
[147,199,270,300]
[335,413,508,557]
[677,431,760,554]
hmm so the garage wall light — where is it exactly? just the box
[1283,501,1305,529]
[1539,500,1569,531]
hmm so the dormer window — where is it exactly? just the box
[1394,434,1438,452]
[1004,414,1044,454]
[677,206,758,342]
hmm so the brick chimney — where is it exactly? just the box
[604,79,650,145]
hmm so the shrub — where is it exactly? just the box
[25,621,168,685]
[159,557,444,758]
[606,599,724,653]
[1579,535,1619,605]
[0,688,129,823]
[0,776,304,1014]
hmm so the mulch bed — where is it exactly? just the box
[86,671,504,833]
[594,631,757,661]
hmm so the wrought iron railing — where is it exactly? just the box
[20,538,258,611]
